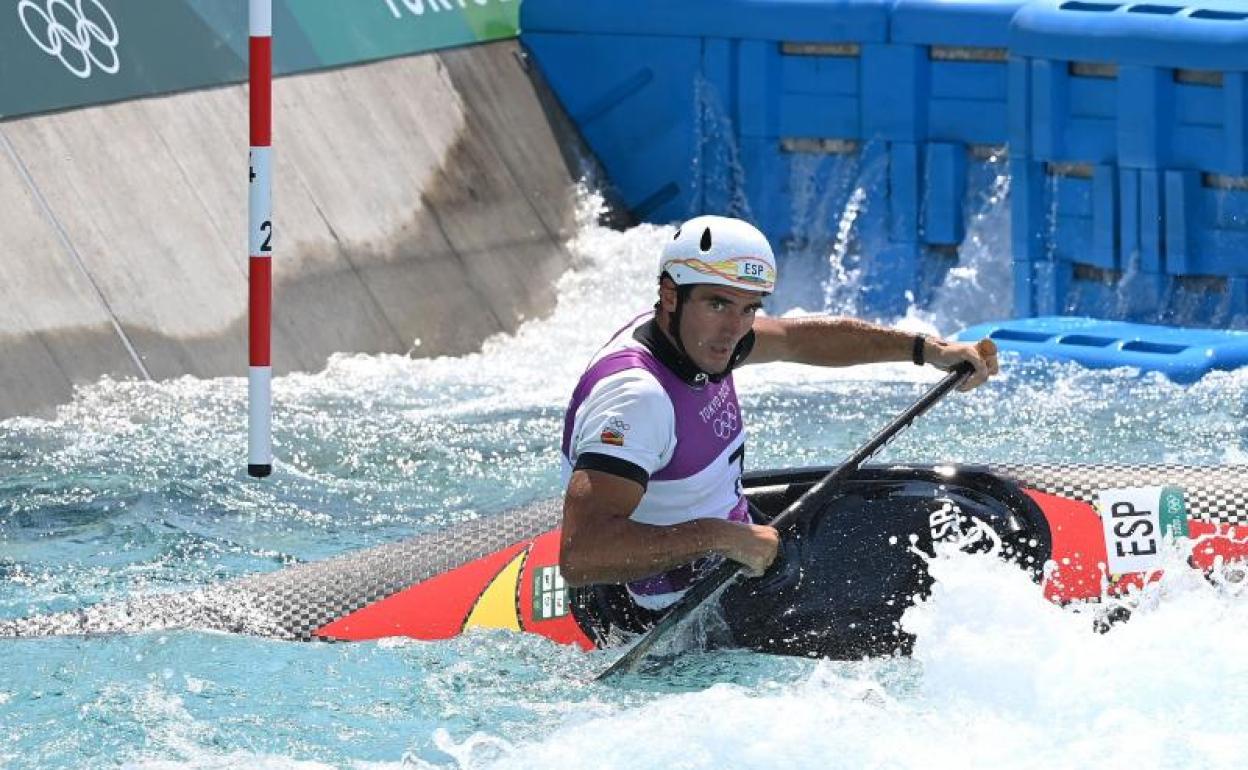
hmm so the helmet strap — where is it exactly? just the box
[669,284,693,359]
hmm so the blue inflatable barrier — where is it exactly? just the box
[957,316,1248,382]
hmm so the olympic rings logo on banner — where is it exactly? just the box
[712,404,738,440]
[18,0,120,80]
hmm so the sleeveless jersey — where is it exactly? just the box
[560,312,750,609]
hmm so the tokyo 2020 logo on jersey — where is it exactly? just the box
[18,0,120,80]
[712,403,738,440]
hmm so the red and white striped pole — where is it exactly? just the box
[248,0,273,478]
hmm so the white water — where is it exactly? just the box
[449,548,1248,770]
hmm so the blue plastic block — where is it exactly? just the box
[1017,162,1119,275]
[1091,164,1120,270]
[1008,57,1032,156]
[1185,189,1248,277]
[890,142,921,243]
[957,316,1248,383]
[1229,72,1248,175]
[891,0,1030,48]
[521,0,889,43]
[739,135,866,253]
[864,242,922,314]
[1013,259,1073,317]
[923,142,967,245]
[1165,168,1200,275]
[863,44,920,141]
[888,0,1025,145]
[1116,65,1168,169]
[862,43,924,142]
[1012,261,1035,317]
[1120,166,1141,266]
[1049,169,1093,245]
[1029,59,1067,160]
[522,0,893,229]
[737,40,779,139]
[762,44,867,142]
[1011,0,1248,175]
[1139,168,1165,273]
[1010,157,1046,264]
[524,32,702,222]
[739,136,782,235]
[926,66,1010,145]
[1064,72,1118,164]
[1159,168,1248,279]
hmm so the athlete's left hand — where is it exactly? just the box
[925,337,999,391]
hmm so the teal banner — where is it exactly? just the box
[1,0,520,119]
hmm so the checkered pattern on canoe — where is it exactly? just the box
[226,498,564,641]
[0,498,564,642]
[990,464,1248,526]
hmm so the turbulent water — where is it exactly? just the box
[2,191,1247,769]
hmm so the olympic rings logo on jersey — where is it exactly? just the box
[712,403,738,440]
[18,0,120,80]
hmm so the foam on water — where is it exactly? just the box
[416,545,1248,770]
[2,188,1247,768]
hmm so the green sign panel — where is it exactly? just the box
[1,0,520,119]
[1159,485,1189,539]
[293,0,521,68]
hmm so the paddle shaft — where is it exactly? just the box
[596,363,974,680]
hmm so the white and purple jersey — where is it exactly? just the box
[561,312,752,610]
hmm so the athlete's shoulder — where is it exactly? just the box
[569,361,675,475]
[581,367,671,417]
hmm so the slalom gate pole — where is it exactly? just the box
[247,0,273,478]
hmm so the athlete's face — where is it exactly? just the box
[661,282,764,373]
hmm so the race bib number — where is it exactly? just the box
[1097,486,1188,574]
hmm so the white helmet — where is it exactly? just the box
[659,215,777,294]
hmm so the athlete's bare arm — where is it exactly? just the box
[746,315,999,391]
[559,469,779,587]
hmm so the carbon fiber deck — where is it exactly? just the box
[990,464,1248,525]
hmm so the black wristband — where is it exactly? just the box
[912,334,926,366]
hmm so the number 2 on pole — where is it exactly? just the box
[260,221,272,252]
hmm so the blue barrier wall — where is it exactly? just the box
[522,0,1248,326]
[869,0,1026,312]
[1010,0,1248,327]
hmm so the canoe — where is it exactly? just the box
[4,463,1245,655]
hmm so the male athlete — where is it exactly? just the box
[559,215,999,652]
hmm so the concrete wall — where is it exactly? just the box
[0,40,583,418]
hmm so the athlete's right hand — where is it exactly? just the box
[723,522,780,577]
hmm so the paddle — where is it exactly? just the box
[596,352,985,681]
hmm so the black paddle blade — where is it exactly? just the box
[597,560,741,680]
